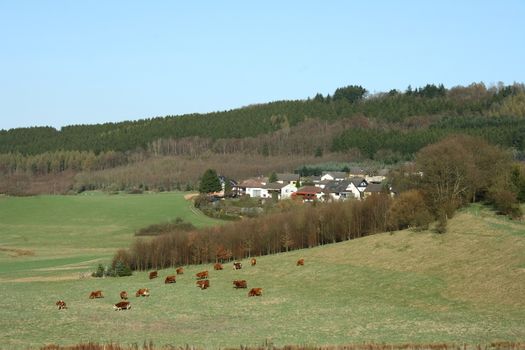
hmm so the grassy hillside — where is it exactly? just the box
[0,192,220,280]
[0,203,523,348]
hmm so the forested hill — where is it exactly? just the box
[2,83,525,156]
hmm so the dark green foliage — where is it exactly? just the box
[92,264,105,278]
[333,85,367,103]
[510,164,525,202]
[199,169,221,194]
[2,83,523,159]
[114,260,133,277]
[268,172,278,183]
[314,146,323,157]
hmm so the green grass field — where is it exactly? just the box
[0,192,220,280]
[0,196,524,349]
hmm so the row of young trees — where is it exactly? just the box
[114,194,394,270]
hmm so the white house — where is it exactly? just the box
[246,186,269,198]
[321,171,347,182]
[281,183,298,199]
[238,177,268,198]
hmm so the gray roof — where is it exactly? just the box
[349,177,367,187]
[323,180,351,193]
[364,183,384,193]
[277,173,300,182]
[262,182,287,190]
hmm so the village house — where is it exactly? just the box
[276,173,300,185]
[215,175,239,197]
[281,183,298,199]
[320,171,348,182]
[263,182,287,200]
[292,186,324,202]
[362,183,386,198]
[237,177,268,198]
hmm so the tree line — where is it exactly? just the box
[2,83,524,156]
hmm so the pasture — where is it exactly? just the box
[0,192,220,280]
[0,197,524,348]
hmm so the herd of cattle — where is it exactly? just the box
[55,257,305,311]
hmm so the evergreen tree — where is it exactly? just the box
[268,172,278,183]
[199,169,221,194]
[115,260,132,277]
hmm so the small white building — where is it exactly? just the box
[281,183,298,199]
[321,171,348,182]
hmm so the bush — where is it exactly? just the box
[489,189,523,219]
[92,264,105,278]
[114,260,133,277]
[387,190,432,231]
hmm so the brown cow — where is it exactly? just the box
[297,258,304,266]
[56,300,67,310]
[196,279,210,290]
[135,288,150,297]
[248,287,262,297]
[89,290,103,299]
[233,280,247,289]
[120,291,128,300]
[149,271,158,279]
[251,258,257,266]
[114,301,131,311]
[176,267,184,275]
[233,262,242,270]
[195,270,208,279]
[214,262,223,270]
[165,275,177,284]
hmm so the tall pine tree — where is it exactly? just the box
[199,169,222,194]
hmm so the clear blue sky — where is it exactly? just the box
[1,0,524,130]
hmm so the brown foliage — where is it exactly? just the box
[119,195,393,271]
[415,135,519,226]
[387,190,432,231]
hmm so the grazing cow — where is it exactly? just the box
[176,267,184,275]
[233,262,242,270]
[233,280,247,289]
[248,288,263,297]
[114,301,131,311]
[164,275,177,284]
[149,271,158,279]
[195,270,208,280]
[196,280,210,290]
[120,291,128,300]
[56,300,67,310]
[135,288,150,297]
[297,258,304,266]
[214,262,223,270]
[251,258,257,266]
[89,290,103,299]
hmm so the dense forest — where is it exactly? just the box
[1,82,525,194]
